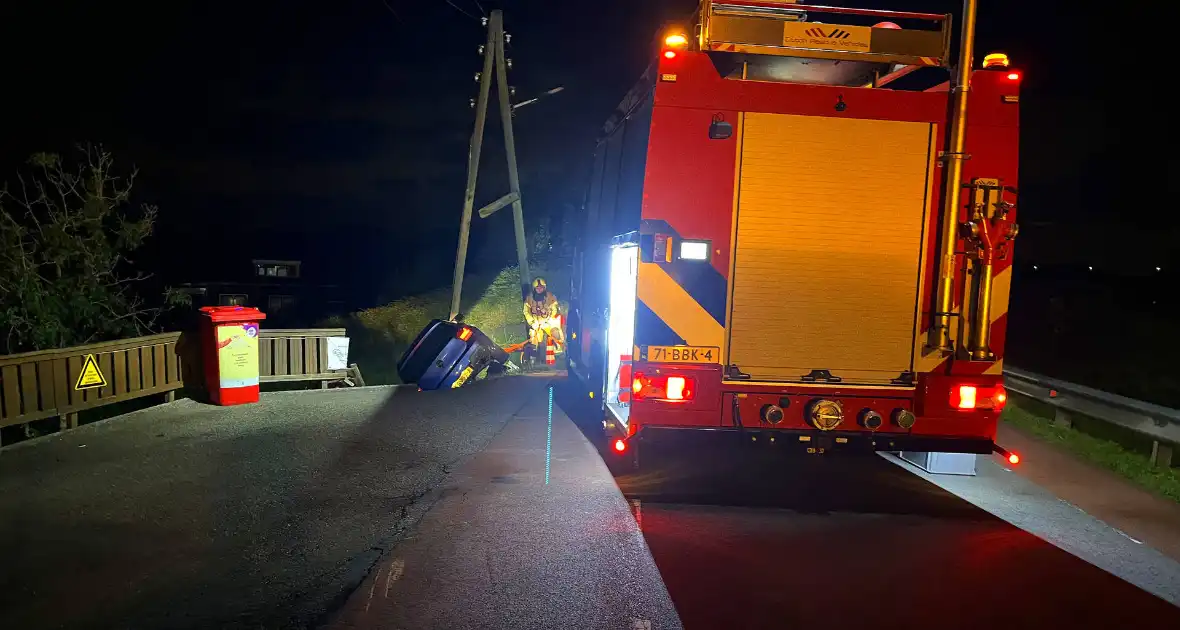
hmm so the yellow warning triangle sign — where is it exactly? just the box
[75,353,107,390]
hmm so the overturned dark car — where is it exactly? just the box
[397,320,510,390]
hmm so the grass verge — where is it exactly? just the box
[1002,397,1180,504]
[342,264,569,385]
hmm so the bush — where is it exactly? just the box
[1,146,183,353]
[355,288,452,347]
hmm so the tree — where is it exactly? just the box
[0,145,183,354]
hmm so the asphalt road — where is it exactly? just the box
[608,442,1180,630]
[329,376,680,630]
[0,378,549,630]
[552,381,1180,630]
[5,375,1178,630]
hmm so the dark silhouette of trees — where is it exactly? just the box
[1,145,183,354]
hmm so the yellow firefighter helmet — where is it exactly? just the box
[532,277,547,292]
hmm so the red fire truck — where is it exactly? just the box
[567,0,1020,466]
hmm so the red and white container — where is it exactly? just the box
[198,306,267,405]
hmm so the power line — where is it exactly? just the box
[471,0,487,17]
[443,0,480,21]
[378,0,403,22]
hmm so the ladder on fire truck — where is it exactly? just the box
[696,1,954,84]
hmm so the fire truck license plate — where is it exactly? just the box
[646,346,720,363]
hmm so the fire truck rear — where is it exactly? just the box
[567,0,1021,467]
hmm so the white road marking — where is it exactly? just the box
[365,566,384,613]
[384,558,405,598]
[1113,529,1143,545]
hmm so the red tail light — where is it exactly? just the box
[631,372,695,402]
[994,388,1008,409]
[664,50,677,59]
[618,355,633,404]
[994,444,1021,465]
[950,383,1007,411]
[613,439,627,453]
[954,385,978,409]
[666,376,688,400]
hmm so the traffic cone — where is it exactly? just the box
[546,336,556,366]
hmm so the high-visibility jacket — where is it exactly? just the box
[523,292,559,327]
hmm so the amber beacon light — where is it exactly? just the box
[663,32,688,59]
[982,52,1010,68]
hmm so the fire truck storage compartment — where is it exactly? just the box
[728,112,934,385]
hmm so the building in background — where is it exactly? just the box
[173,259,345,327]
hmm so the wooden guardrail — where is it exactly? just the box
[258,328,354,385]
[0,332,188,434]
[1,328,357,445]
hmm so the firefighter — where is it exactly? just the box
[523,277,564,361]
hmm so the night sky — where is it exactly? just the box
[2,0,1170,307]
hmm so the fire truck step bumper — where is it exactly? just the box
[635,427,995,456]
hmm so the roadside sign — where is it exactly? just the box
[75,354,107,390]
[327,336,350,371]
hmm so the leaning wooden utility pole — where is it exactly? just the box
[493,13,533,302]
[448,10,532,321]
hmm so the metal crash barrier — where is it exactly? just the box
[1004,366,1179,468]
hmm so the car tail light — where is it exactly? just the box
[950,383,1007,411]
[631,372,695,402]
[613,438,628,453]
